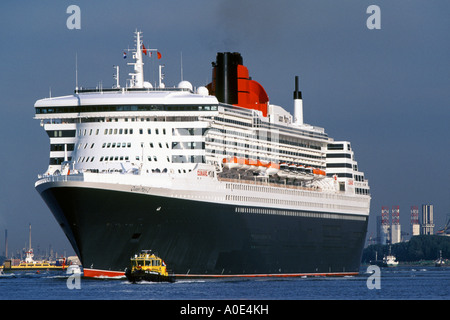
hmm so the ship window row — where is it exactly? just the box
[172,155,205,163]
[173,128,207,136]
[327,144,345,150]
[79,128,100,136]
[50,143,75,152]
[228,195,362,213]
[326,173,353,178]
[97,141,199,156]
[102,142,132,148]
[46,130,76,138]
[205,130,322,152]
[77,156,96,163]
[205,148,323,162]
[99,156,129,162]
[255,121,328,140]
[212,116,252,128]
[104,128,134,135]
[172,142,205,150]
[205,138,322,158]
[49,157,71,165]
[326,163,353,169]
[36,104,218,114]
[326,153,352,159]
[99,127,171,136]
[234,207,367,222]
[96,155,205,164]
[355,188,370,195]
[76,142,95,150]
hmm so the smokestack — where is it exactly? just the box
[293,76,303,125]
[213,52,242,105]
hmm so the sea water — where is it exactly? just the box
[1,266,448,301]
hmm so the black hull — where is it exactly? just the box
[37,184,368,276]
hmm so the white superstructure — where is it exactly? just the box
[35,31,370,218]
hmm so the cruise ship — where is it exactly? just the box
[34,32,371,278]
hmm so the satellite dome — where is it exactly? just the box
[143,81,153,89]
[177,80,193,91]
[197,86,209,96]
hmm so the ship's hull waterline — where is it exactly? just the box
[36,180,368,278]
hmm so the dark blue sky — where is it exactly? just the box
[1,1,449,256]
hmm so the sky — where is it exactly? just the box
[0,0,449,257]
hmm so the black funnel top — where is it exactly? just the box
[214,52,243,105]
[293,76,302,100]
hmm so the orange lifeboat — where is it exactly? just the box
[247,159,259,171]
[313,169,326,176]
[237,157,247,170]
[256,160,268,173]
[266,162,280,176]
[222,157,239,170]
[313,168,326,179]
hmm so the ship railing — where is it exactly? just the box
[218,177,321,192]
[37,173,85,183]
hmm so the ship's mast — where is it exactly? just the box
[128,31,145,88]
[126,31,160,88]
[25,223,34,263]
[29,223,31,252]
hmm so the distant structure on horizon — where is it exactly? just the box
[411,206,420,236]
[379,206,390,245]
[421,204,434,235]
[391,206,401,244]
[376,204,441,245]
[377,206,401,244]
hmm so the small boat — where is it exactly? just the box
[125,250,175,283]
[435,250,445,267]
[382,247,398,267]
[382,254,399,267]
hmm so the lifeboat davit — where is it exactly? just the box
[266,162,280,176]
[287,164,298,179]
[296,165,307,176]
[277,162,289,178]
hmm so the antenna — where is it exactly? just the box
[113,65,120,88]
[75,53,79,93]
[29,223,32,252]
[180,51,183,81]
[159,65,165,88]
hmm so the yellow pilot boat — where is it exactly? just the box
[125,250,175,283]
